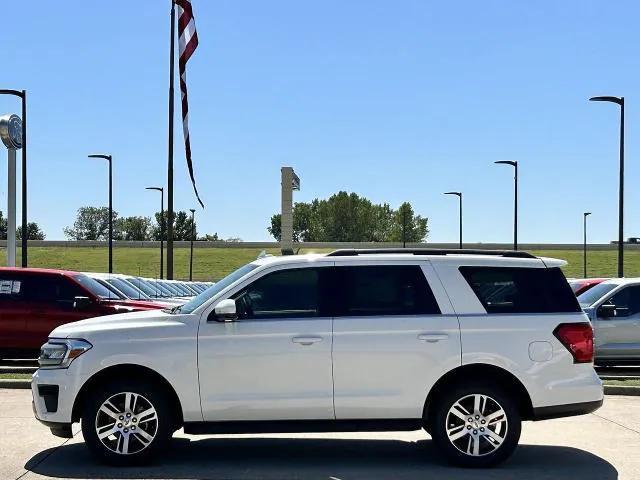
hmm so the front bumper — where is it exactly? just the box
[31,368,87,426]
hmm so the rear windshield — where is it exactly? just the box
[459,266,581,314]
[73,274,117,300]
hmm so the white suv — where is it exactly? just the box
[32,249,602,468]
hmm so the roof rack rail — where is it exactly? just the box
[326,248,536,259]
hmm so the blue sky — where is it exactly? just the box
[2,0,640,243]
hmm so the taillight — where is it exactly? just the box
[553,323,594,363]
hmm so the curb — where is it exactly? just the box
[0,379,31,389]
[603,385,640,396]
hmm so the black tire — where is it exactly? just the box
[81,379,174,466]
[428,382,521,468]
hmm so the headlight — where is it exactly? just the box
[38,339,92,369]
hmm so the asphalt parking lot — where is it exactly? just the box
[1,390,639,480]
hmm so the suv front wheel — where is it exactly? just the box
[429,382,521,467]
[81,379,173,465]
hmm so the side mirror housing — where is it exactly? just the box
[598,304,616,319]
[73,296,92,311]
[211,299,237,322]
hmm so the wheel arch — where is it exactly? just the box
[72,363,184,428]
[423,363,534,425]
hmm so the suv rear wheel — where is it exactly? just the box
[429,383,521,467]
[81,379,173,465]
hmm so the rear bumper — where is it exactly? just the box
[532,398,603,421]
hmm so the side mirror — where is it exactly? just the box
[597,304,617,319]
[73,296,92,311]
[211,299,237,322]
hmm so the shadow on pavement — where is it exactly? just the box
[26,437,618,480]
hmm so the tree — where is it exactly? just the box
[115,216,152,241]
[17,222,46,240]
[267,192,429,243]
[151,211,196,241]
[199,233,219,241]
[0,211,6,240]
[389,202,429,243]
[64,207,118,240]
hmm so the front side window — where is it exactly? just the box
[335,265,441,316]
[603,285,640,318]
[460,266,580,314]
[24,276,85,303]
[234,268,320,319]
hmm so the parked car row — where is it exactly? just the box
[0,267,213,358]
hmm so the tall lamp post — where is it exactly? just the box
[0,114,22,267]
[88,154,113,273]
[189,208,196,281]
[146,186,164,279]
[589,95,624,278]
[0,89,27,267]
[444,191,463,249]
[583,212,591,278]
[494,160,518,250]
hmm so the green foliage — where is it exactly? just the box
[115,216,152,241]
[267,192,429,242]
[151,211,197,241]
[0,212,46,240]
[64,206,117,240]
[17,222,46,240]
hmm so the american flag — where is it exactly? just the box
[176,0,204,208]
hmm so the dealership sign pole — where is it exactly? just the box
[0,114,23,267]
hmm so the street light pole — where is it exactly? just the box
[189,208,196,281]
[494,160,518,250]
[146,187,164,279]
[444,191,463,249]
[0,89,28,267]
[88,154,113,273]
[589,95,625,277]
[583,212,591,278]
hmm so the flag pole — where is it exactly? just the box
[167,0,175,280]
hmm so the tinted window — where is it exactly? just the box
[235,268,320,319]
[24,276,85,303]
[459,266,580,314]
[0,275,24,299]
[335,265,440,316]
[604,285,640,318]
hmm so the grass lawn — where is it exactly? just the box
[0,246,638,281]
[602,378,640,387]
[0,373,31,380]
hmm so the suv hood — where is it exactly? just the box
[49,309,185,339]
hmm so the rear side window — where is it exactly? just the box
[335,265,441,316]
[459,266,580,314]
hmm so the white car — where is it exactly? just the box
[578,277,640,365]
[32,249,602,468]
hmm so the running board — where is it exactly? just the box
[183,418,422,435]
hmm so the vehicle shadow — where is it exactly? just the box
[26,437,617,480]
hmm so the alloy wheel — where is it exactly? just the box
[95,391,159,455]
[445,393,508,457]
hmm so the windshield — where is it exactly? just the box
[177,263,258,314]
[125,277,162,298]
[578,283,618,308]
[73,274,118,300]
[107,278,149,300]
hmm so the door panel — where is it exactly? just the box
[198,264,335,421]
[331,262,461,419]
[594,285,640,360]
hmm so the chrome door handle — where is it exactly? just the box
[292,336,323,345]
[418,333,449,343]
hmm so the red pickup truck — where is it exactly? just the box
[0,267,163,358]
